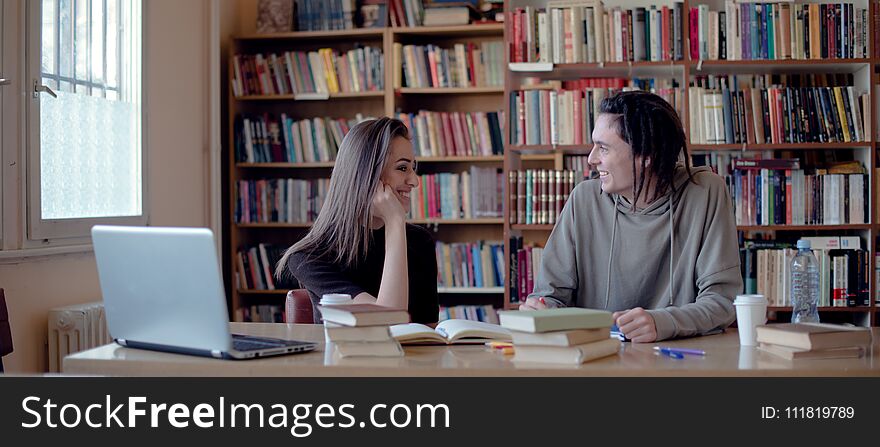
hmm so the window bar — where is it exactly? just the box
[102,0,107,98]
[53,0,61,90]
[87,0,92,96]
[71,0,77,91]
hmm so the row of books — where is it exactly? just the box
[731,164,868,226]
[435,241,505,289]
[688,75,870,145]
[510,78,682,146]
[508,170,582,226]
[393,41,505,89]
[508,237,543,304]
[397,110,504,158]
[235,114,367,163]
[409,168,504,220]
[237,305,285,323]
[292,0,357,32]
[742,236,870,308]
[235,244,298,291]
[388,0,425,27]
[564,155,593,180]
[439,305,500,325]
[512,3,686,64]
[234,178,329,224]
[690,2,870,61]
[231,47,384,97]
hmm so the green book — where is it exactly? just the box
[498,308,613,333]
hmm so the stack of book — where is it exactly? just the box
[756,322,872,360]
[234,178,329,224]
[410,167,503,220]
[688,2,870,61]
[398,110,504,157]
[231,47,384,97]
[499,308,620,364]
[508,237,543,304]
[319,304,411,358]
[435,241,505,289]
[393,41,505,89]
[508,3,685,64]
[510,77,682,146]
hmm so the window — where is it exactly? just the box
[26,0,145,241]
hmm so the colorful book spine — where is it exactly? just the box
[439,305,500,324]
[234,178,330,224]
[398,110,504,157]
[395,41,504,89]
[435,241,505,289]
[509,170,583,226]
[410,168,504,220]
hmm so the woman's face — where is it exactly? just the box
[379,137,420,212]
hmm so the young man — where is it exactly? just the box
[520,91,742,342]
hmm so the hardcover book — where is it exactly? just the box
[498,308,613,333]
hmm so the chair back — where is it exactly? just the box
[285,289,315,324]
[0,289,13,357]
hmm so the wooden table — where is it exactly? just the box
[62,323,880,377]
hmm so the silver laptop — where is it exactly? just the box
[92,225,316,359]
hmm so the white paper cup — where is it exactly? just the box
[737,346,756,369]
[320,293,352,306]
[734,294,767,347]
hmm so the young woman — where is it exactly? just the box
[276,117,438,324]
[521,91,742,342]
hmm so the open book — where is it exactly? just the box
[390,320,512,345]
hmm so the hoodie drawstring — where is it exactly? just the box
[668,199,675,306]
[605,193,677,309]
[604,203,619,310]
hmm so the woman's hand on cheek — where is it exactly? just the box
[371,182,406,225]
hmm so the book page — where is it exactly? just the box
[390,323,446,344]
[436,319,512,343]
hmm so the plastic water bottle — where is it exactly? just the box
[790,239,820,323]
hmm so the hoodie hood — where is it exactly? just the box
[611,164,708,215]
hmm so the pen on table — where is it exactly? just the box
[657,350,684,359]
[653,347,706,356]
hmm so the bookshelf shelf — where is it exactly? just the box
[511,224,554,231]
[236,162,334,169]
[417,155,504,163]
[438,287,504,294]
[519,154,557,161]
[235,91,385,101]
[737,225,872,231]
[391,23,504,37]
[397,87,504,94]
[690,59,873,75]
[235,223,313,229]
[688,142,874,151]
[235,28,385,41]
[512,60,687,77]
[508,145,591,154]
[768,306,873,313]
[410,218,504,225]
[237,289,287,295]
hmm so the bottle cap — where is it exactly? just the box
[796,239,811,250]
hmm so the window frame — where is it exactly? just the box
[24,0,148,243]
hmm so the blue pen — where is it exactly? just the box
[658,349,684,359]
[654,346,706,356]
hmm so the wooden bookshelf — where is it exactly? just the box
[501,0,879,327]
[228,20,508,322]
[397,87,504,94]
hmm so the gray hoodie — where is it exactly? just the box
[529,165,742,341]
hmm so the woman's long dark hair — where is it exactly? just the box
[598,90,693,208]
[275,117,410,279]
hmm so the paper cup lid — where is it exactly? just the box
[734,294,766,305]
[320,293,352,305]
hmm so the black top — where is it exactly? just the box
[287,224,439,324]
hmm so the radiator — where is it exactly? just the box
[47,302,110,372]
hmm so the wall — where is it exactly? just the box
[0,0,213,373]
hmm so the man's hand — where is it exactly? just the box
[612,307,657,343]
[519,297,549,311]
